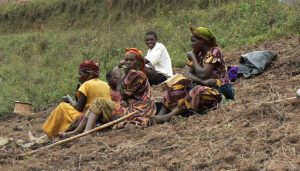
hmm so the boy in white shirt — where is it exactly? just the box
[144,31,173,85]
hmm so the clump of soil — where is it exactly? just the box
[0,36,299,170]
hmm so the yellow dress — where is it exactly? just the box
[42,78,111,138]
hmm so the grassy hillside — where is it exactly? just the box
[0,0,299,115]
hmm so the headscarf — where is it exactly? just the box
[79,60,99,77]
[190,26,218,47]
[125,48,145,73]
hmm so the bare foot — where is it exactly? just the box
[51,136,61,143]
[28,131,49,144]
[152,108,187,124]
[28,131,37,141]
[150,115,170,124]
[58,131,75,139]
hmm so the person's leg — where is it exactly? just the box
[42,102,81,139]
[83,97,116,131]
[151,107,187,124]
[179,85,222,113]
[59,117,88,137]
[84,111,100,132]
[156,104,169,116]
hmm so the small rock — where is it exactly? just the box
[0,137,10,146]
[20,142,36,149]
[16,140,25,146]
[13,125,24,131]
[35,138,49,145]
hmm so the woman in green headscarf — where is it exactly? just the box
[152,26,234,124]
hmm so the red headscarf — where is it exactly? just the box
[79,60,99,77]
[125,48,145,73]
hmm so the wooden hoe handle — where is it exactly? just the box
[22,111,138,156]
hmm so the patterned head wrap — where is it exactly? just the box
[79,60,99,77]
[190,26,218,47]
[125,48,145,73]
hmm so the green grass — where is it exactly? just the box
[0,0,299,115]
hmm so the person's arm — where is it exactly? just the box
[144,58,150,64]
[187,51,215,79]
[185,65,204,84]
[74,83,81,101]
[144,58,155,69]
[145,47,163,66]
[116,74,129,100]
[114,68,129,100]
[62,92,87,112]
[74,92,87,112]
[187,52,215,80]
[118,60,126,68]
[185,65,216,87]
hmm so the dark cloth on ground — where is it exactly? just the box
[238,50,277,78]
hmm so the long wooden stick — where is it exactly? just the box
[265,96,298,104]
[22,111,138,156]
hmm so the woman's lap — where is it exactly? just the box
[43,102,81,138]
[164,84,222,113]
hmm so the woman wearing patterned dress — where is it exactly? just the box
[151,26,233,124]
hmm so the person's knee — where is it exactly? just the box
[90,98,109,110]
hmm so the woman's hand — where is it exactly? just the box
[62,95,73,103]
[118,60,126,68]
[187,51,196,61]
[202,79,216,87]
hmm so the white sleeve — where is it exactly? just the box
[145,47,163,65]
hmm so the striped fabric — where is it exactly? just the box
[178,85,221,112]
[163,47,229,113]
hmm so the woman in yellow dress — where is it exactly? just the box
[59,48,156,137]
[40,60,111,140]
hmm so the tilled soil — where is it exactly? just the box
[0,36,299,171]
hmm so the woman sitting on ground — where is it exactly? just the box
[40,60,111,140]
[151,26,234,124]
[61,48,156,136]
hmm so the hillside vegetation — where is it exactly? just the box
[0,0,299,115]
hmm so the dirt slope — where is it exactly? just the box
[0,36,299,170]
